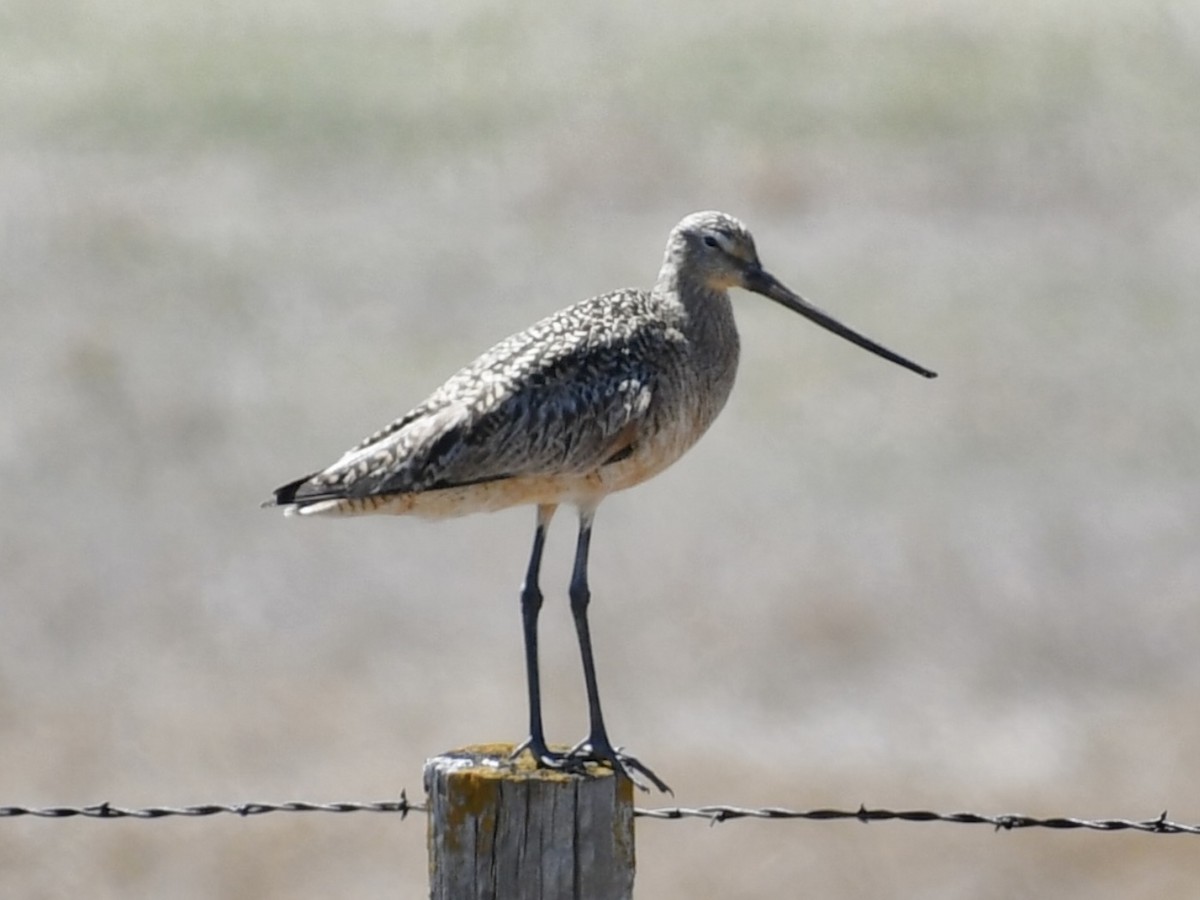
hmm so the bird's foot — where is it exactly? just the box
[509,736,571,770]
[565,734,672,794]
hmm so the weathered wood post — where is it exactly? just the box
[425,743,635,899]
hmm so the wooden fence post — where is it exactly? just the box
[424,743,635,899]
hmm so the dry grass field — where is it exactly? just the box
[2,0,1199,896]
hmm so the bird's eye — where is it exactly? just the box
[702,235,720,249]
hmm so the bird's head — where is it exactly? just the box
[664,210,937,379]
[671,210,763,293]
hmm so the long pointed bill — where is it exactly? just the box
[746,268,937,379]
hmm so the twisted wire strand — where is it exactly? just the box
[3,797,1197,834]
[0,796,420,820]
[634,805,1200,834]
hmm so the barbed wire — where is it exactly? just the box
[0,797,421,820]
[635,805,1200,834]
[2,796,1197,834]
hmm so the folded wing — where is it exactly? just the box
[272,291,672,510]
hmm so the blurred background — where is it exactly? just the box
[3,0,1199,896]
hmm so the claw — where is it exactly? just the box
[510,738,568,770]
[565,736,672,794]
[511,730,672,794]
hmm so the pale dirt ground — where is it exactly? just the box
[2,1,1200,897]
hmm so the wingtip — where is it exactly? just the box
[270,474,314,507]
[264,472,349,516]
[260,495,302,515]
[263,473,315,513]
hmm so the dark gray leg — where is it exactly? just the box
[510,504,561,766]
[567,508,671,793]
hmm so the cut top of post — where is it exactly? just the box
[425,744,635,900]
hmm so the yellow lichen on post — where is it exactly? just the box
[425,744,635,900]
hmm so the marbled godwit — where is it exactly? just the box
[267,211,936,791]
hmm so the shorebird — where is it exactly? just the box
[267,211,936,792]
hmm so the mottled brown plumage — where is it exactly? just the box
[273,217,747,519]
[267,211,935,791]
